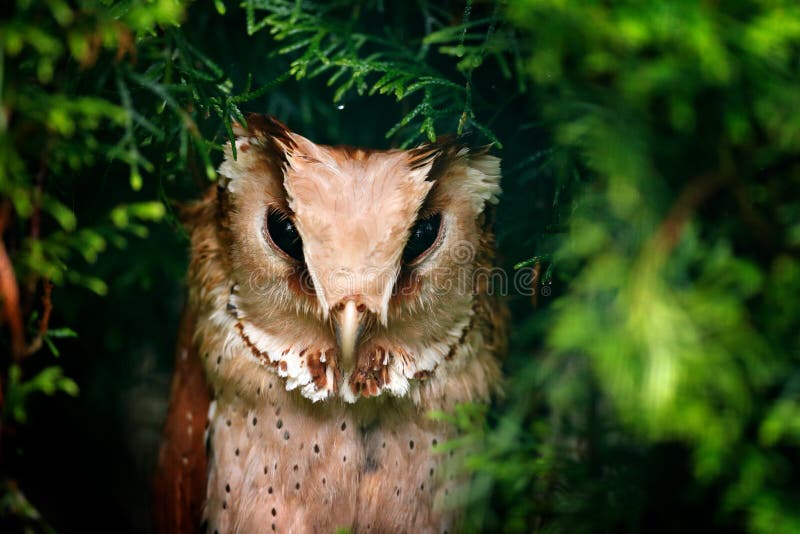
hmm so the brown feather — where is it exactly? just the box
[152,308,211,534]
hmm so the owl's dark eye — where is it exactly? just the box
[402,213,443,264]
[264,209,304,261]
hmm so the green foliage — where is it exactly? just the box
[0,479,56,534]
[2,0,800,532]
[243,0,509,145]
[4,365,78,424]
[466,1,800,532]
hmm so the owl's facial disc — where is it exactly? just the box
[281,144,435,326]
[217,115,501,401]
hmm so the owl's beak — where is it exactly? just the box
[333,299,366,370]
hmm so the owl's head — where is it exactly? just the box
[211,115,500,403]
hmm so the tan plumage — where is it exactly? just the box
[155,115,506,533]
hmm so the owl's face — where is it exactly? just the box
[214,115,500,403]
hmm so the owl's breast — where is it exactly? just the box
[203,390,463,533]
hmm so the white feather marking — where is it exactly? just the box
[205,400,217,443]
[211,284,476,403]
[340,371,358,404]
[465,155,502,212]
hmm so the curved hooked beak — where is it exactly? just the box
[333,300,367,369]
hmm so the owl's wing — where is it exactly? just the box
[153,307,210,534]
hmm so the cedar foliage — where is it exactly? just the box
[1,1,799,532]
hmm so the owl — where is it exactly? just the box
[154,115,506,533]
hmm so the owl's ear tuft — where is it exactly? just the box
[229,114,297,167]
[408,135,471,182]
[410,134,501,210]
[235,114,296,148]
